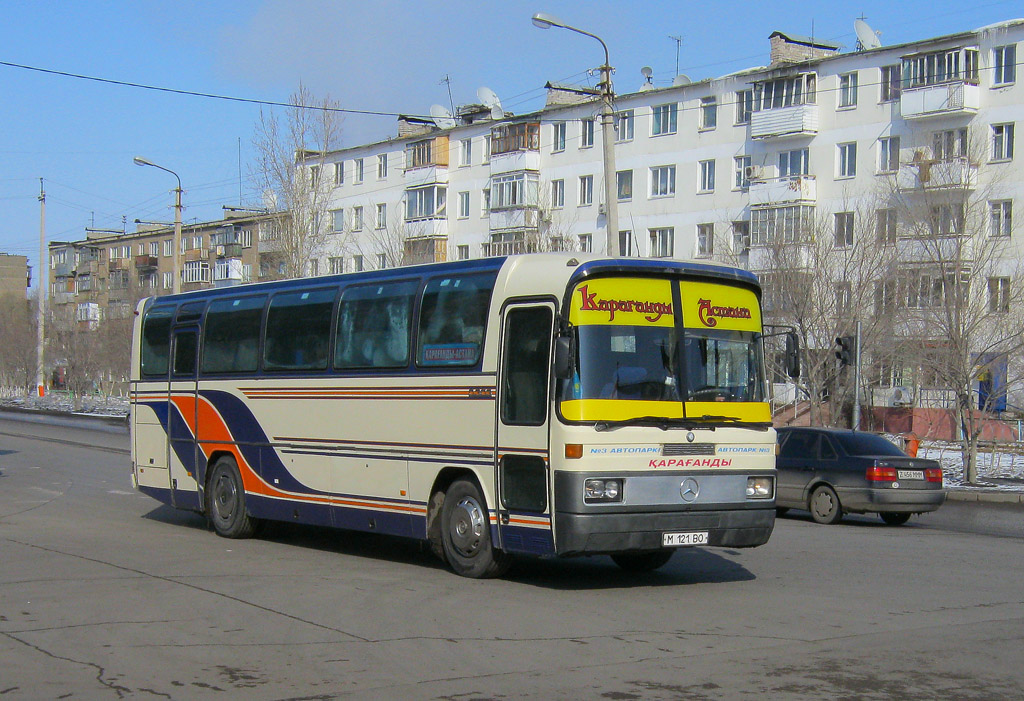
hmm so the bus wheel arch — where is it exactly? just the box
[205,452,258,539]
[426,467,476,561]
[428,468,510,578]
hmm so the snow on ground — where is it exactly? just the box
[919,443,1024,490]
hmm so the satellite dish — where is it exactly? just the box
[477,86,505,120]
[429,104,457,129]
[641,66,653,81]
[855,18,882,50]
[672,74,691,86]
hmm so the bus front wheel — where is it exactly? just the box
[440,478,510,578]
[206,455,258,539]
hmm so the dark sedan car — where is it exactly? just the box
[776,427,946,525]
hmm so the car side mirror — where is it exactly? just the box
[554,336,573,379]
[785,331,800,379]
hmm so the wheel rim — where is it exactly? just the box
[212,471,237,522]
[811,489,835,520]
[449,496,485,558]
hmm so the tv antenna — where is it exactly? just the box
[439,74,456,116]
[669,35,683,76]
[477,86,505,120]
[429,104,457,130]
[855,16,882,50]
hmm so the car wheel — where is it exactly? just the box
[206,455,258,538]
[611,550,674,572]
[880,511,912,526]
[440,478,511,578]
[809,485,843,525]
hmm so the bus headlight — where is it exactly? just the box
[746,476,774,499]
[585,478,624,503]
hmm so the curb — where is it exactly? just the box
[0,406,128,428]
[946,489,1024,505]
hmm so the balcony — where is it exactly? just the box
[402,217,448,239]
[489,149,541,175]
[135,255,158,270]
[76,260,99,276]
[54,262,74,277]
[215,243,243,258]
[900,81,979,120]
[52,291,75,306]
[750,104,818,140]
[213,258,243,287]
[404,164,448,185]
[489,207,540,233]
[184,248,207,262]
[748,176,816,206]
[898,157,977,191]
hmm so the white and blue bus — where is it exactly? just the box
[131,254,791,577]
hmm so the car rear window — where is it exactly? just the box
[834,433,905,457]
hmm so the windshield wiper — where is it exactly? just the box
[594,416,696,432]
[688,415,773,430]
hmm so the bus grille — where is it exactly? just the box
[663,444,716,456]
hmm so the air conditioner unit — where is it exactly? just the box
[745,164,778,181]
[891,386,914,407]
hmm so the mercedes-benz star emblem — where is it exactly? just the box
[686,431,695,443]
[680,477,699,502]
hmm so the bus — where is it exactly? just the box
[130,254,794,578]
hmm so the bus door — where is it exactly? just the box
[169,325,200,509]
[495,302,555,554]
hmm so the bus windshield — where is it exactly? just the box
[559,275,768,423]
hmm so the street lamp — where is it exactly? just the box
[134,156,182,294]
[532,12,618,255]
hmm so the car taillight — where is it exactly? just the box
[866,466,898,481]
[925,468,943,483]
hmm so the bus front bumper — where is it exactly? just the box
[553,506,775,556]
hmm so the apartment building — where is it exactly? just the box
[0,253,30,298]
[48,208,282,326]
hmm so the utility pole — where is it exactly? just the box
[36,178,46,398]
[598,57,619,255]
[853,319,862,430]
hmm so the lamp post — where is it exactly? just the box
[533,12,618,255]
[134,156,182,294]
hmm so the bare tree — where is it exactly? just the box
[252,83,344,279]
[0,292,37,395]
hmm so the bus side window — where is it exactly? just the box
[335,280,417,370]
[417,273,495,367]
[201,296,265,374]
[264,289,335,371]
[140,306,175,377]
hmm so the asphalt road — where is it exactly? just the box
[1,413,1023,699]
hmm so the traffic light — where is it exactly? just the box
[835,335,856,367]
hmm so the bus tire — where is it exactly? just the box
[206,455,257,539]
[440,478,510,578]
[611,550,674,572]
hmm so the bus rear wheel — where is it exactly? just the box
[206,455,257,539]
[440,478,510,578]
[611,550,674,572]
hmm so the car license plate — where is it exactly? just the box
[662,531,709,547]
[897,470,924,480]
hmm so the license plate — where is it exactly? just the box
[897,470,924,480]
[662,531,709,547]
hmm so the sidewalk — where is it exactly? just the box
[946,478,1024,504]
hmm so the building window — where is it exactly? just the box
[931,204,964,236]
[834,212,854,247]
[407,139,435,168]
[552,122,566,152]
[652,103,677,135]
[874,280,898,315]
[751,205,815,245]
[837,142,857,178]
[754,74,816,110]
[334,161,344,185]
[330,209,345,234]
[310,165,320,188]
[779,148,809,177]
[376,253,387,269]
[240,229,253,248]
[699,96,717,130]
[162,271,172,289]
[163,239,173,257]
[491,172,536,210]
[458,191,470,218]
[649,227,674,258]
[835,282,852,315]
[482,188,490,215]
[732,221,750,254]
[580,118,595,148]
[578,175,593,206]
[309,259,319,276]
[460,138,472,166]
[696,223,714,257]
[353,255,364,272]
[877,208,897,245]
[352,206,363,231]
[992,123,1015,162]
[615,110,634,141]
[880,65,902,101]
[377,154,388,179]
[618,230,633,256]
[698,160,715,192]
[242,264,252,282]
[491,122,540,154]
[457,245,470,260]
[990,200,1012,237]
[616,170,633,201]
[988,277,1010,313]
[934,128,968,161]
[993,45,1016,86]
[483,135,491,162]
[735,89,753,124]
[650,165,676,197]
[551,179,564,208]
[182,260,210,284]
[838,72,858,108]
[376,203,387,229]
[734,155,751,189]
[329,257,344,274]
[149,241,159,257]
[354,158,364,183]
[878,136,900,173]
[903,48,979,88]
[578,233,592,252]
[407,185,447,219]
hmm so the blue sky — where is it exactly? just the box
[1,0,1020,284]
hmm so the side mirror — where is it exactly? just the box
[785,331,800,379]
[554,336,573,379]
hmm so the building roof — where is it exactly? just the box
[768,31,841,50]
